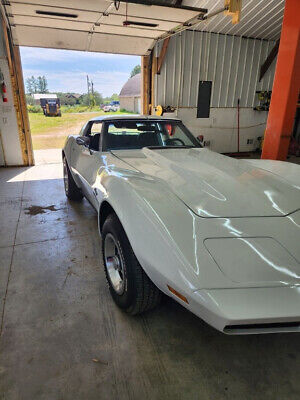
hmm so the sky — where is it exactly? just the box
[20,47,140,97]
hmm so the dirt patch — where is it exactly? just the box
[24,205,59,215]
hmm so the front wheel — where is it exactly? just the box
[102,213,161,315]
[63,157,83,201]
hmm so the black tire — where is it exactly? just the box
[63,157,83,201]
[102,213,161,315]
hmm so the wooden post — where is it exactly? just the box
[259,40,280,82]
[151,55,157,115]
[2,19,34,165]
[13,46,34,165]
[157,38,170,75]
[141,55,150,115]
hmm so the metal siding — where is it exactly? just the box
[155,30,276,109]
[185,0,284,41]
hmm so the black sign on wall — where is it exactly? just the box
[197,81,212,118]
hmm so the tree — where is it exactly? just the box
[81,91,103,106]
[56,92,77,106]
[130,65,141,78]
[26,76,36,94]
[110,93,119,101]
[26,75,48,94]
[37,76,48,93]
[32,76,39,93]
[103,94,120,104]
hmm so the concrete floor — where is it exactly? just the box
[0,161,300,400]
[33,149,62,165]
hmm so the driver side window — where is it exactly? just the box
[90,122,102,137]
[85,122,102,151]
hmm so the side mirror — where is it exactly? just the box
[76,136,90,147]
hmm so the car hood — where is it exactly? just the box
[111,148,300,218]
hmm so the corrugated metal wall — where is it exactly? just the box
[155,30,276,109]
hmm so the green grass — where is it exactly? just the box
[60,105,101,113]
[28,111,135,150]
[28,112,101,135]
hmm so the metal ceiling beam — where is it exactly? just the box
[156,5,227,43]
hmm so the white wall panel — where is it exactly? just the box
[155,30,276,108]
[0,59,23,166]
[164,107,268,153]
[155,30,277,153]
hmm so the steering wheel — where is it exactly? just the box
[165,138,185,146]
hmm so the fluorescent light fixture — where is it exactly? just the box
[36,10,78,18]
[123,20,158,27]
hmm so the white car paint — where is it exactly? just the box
[103,105,119,112]
[63,116,300,334]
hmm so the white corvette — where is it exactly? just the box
[63,115,300,334]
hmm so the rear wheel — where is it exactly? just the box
[102,213,161,315]
[63,157,83,201]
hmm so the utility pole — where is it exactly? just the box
[86,75,90,106]
[90,79,95,106]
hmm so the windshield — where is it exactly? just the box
[103,120,200,151]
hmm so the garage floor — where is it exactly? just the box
[0,162,299,400]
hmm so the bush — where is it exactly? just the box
[26,94,35,106]
[27,105,43,113]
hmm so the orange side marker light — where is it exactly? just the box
[167,285,189,304]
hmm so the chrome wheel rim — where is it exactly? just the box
[63,159,69,194]
[104,233,125,295]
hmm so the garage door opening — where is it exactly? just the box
[20,46,141,164]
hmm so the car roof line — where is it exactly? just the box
[89,114,181,122]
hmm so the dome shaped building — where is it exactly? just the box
[119,73,141,114]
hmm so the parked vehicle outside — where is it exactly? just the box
[103,101,120,112]
[40,98,61,117]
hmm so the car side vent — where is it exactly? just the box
[224,321,300,334]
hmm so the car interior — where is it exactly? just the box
[81,119,200,152]
[106,124,160,150]
[103,120,199,151]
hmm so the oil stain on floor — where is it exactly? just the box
[24,205,59,215]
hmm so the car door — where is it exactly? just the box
[72,120,105,209]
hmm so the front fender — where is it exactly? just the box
[63,136,74,165]
[97,169,227,298]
